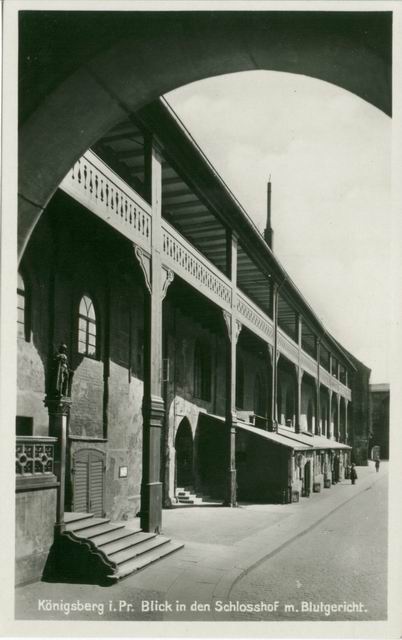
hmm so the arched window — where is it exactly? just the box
[194,339,211,401]
[78,295,97,357]
[236,356,244,409]
[17,272,30,340]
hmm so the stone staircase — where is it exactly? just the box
[61,512,183,582]
[175,487,221,506]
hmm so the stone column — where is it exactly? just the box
[44,344,73,536]
[345,400,349,444]
[223,232,241,507]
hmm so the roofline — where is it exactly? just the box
[137,97,357,369]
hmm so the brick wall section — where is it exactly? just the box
[346,353,371,465]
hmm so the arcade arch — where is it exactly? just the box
[18,11,391,259]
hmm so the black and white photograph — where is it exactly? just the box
[1,1,401,638]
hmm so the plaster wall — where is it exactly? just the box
[15,487,57,586]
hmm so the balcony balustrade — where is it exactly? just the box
[16,436,58,491]
[161,221,232,311]
[61,150,152,252]
[277,328,299,365]
[60,151,351,402]
[236,292,274,345]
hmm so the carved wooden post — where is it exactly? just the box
[296,314,303,434]
[316,340,321,435]
[223,311,241,507]
[268,282,279,431]
[336,393,341,442]
[44,344,73,536]
[136,142,171,533]
[328,389,334,440]
[295,367,303,434]
[223,232,241,507]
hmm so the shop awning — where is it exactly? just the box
[205,413,351,452]
[237,421,308,450]
[276,428,351,451]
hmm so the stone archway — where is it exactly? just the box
[18,10,391,259]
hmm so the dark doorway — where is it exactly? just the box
[175,418,194,489]
[333,454,340,483]
[303,461,311,497]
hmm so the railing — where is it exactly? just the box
[60,151,352,403]
[162,220,232,311]
[277,329,299,365]
[16,436,58,491]
[237,292,274,345]
[300,350,317,378]
[337,380,352,401]
[319,367,351,400]
[319,366,332,389]
[60,150,152,252]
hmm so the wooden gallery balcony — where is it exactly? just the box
[60,149,351,404]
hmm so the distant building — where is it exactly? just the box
[369,384,390,460]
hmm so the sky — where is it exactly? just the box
[165,70,391,384]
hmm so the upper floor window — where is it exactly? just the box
[78,295,97,357]
[194,339,211,402]
[17,272,30,341]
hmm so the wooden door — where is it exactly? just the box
[73,449,105,517]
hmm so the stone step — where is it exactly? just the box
[61,513,184,583]
[113,541,185,580]
[64,512,94,525]
[93,526,143,547]
[98,531,157,555]
[110,536,171,565]
[74,522,126,540]
[65,516,110,533]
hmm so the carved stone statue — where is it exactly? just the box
[50,343,72,398]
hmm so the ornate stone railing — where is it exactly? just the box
[339,381,351,401]
[319,366,351,400]
[161,220,232,311]
[60,152,352,404]
[60,150,152,252]
[16,436,58,491]
[237,292,274,345]
[277,329,299,365]
[300,350,317,378]
[319,366,332,389]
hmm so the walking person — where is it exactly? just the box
[350,463,358,485]
[375,458,380,473]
